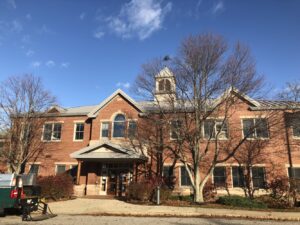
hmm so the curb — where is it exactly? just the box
[58,212,300,222]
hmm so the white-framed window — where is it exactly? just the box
[113,114,126,138]
[242,118,269,139]
[56,164,66,175]
[180,166,192,186]
[101,122,110,138]
[252,167,266,189]
[203,119,228,139]
[170,120,182,140]
[158,79,171,92]
[74,123,84,141]
[213,166,227,188]
[128,121,137,139]
[29,164,40,174]
[43,123,62,141]
[288,167,300,179]
[291,117,300,138]
[232,166,245,188]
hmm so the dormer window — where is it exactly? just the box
[158,79,172,92]
[113,114,126,138]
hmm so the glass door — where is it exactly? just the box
[99,164,108,195]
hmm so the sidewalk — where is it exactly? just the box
[48,198,300,221]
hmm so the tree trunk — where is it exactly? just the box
[193,167,205,203]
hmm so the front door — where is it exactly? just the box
[99,164,108,195]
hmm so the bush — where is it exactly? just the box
[168,194,193,202]
[126,181,154,202]
[217,195,267,209]
[266,177,289,199]
[37,173,74,201]
[257,195,291,209]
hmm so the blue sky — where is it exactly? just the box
[0,0,299,107]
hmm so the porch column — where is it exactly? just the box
[76,160,82,185]
[133,161,137,182]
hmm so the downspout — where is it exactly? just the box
[284,112,294,177]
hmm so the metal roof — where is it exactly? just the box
[46,89,300,117]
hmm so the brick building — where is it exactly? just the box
[15,68,300,197]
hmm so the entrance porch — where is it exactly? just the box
[70,142,147,197]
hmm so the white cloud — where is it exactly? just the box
[38,24,54,35]
[212,1,224,14]
[26,14,32,20]
[21,34,31,43]
[6,0,16,9]
[79,12,86,20]
[11,20,23,32]
[93,30,105,39]
[31,61,41,68]
[116,82,131,89]
[46,60,55,67]
[107,0,172,40]
[61,62,70,68]
[26,49,34,57]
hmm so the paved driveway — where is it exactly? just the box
[45,198,300,221]
[1,215,300,225]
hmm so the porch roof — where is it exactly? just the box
[70,141,147,161]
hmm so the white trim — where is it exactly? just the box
[28,162,41,165]
[87,89,143,118]
[41,122,63,142]
[202,119,229,141]
[54,162,77,165]
[111,112,126,139]
[73,120,85,123]
[100,121,110,139]
[73,122,85,142]
[54,163,70,175]
[241,118,270,140]
[179,165,192,188]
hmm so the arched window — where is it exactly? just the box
[158,80,165,91]
[158,79,172,92]
[165,79,171,91]
[113,114,125,137]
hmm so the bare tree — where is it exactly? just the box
[134,33,266,203]
[0,74,56,173]
[278,81,300,102]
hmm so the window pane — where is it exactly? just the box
[113,114,125,138]
[213,167,226,187]
[128,121,137,138]
[288,168,300,179]
[180,166,191,186]
[232,166,244,188]
[75,123,84,140]
[53,123,62,140]
[101,122,109,138]
[216,120,228,139]
[171,120,181,139]
[204,120,215,139]
[243,119,255,138]
[43,124,52,141]
[56,165,66,174]
[158,80,164,91]
[165,79,171,91]
[292,118,300,137]
[252,167,265,188]
[29,164,39,174]
[113,122,125,137]
[163,166,173,178]
[256,119,269,138]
